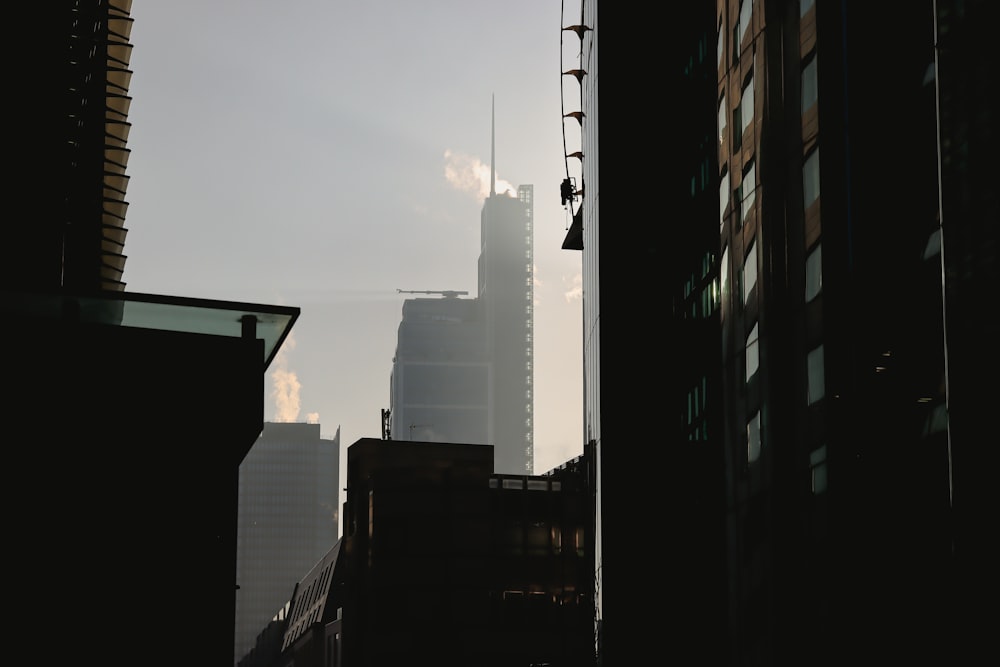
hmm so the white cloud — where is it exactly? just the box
[564,272,582,302]
[443,149,517,199]
[270,331,301,422]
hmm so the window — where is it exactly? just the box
[747,411,762,463]
[800,0,815,17]
[802,55,818,112]
[807,344,825,404]
[746,322,759,381]
[923,228,941,259]
[732,106,742,150]
[740,159,756,223]
[718,95,727,144]
[739,0,752,45]
[805,243,822,302]
[720,169,730,228]
[923,402,948,436]
[804,148,821,208]
[741,74,755,137]
[809,445,828,494]
[743,241,757,305]
[717,20,724,67]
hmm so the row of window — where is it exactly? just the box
[721,3,826,484]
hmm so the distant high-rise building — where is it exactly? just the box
[389,294,490,445]
[478,180,535,475]
[235,422,340,666]
[389,102,534,475]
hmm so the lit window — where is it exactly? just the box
[741,159,756,222]
[743,241,757,304]
[802,56,818,112]
[746,322,759,381]
[741,74,755,137]
[807,344,825,404]
[805,243,822,302]
[718,95,727,144]
[739,0,752,45]
[804,148,821,208]
[747,411,762,463]
[809,445,827,494]
[717,21,724,67]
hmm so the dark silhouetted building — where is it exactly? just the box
[5,4,301,664]
[561,1,729,664]
[235,422,341,665]
[566,1,998,665]
[238,438,595,667]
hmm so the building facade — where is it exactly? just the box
[567,0,997,665]
[235,422,341,665]
[716,1,956,663]
[562,1,730,664]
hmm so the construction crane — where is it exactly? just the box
[396,289,468,298]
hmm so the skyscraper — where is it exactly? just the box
[389,102,534,476]
[478,180,535,475]
[235,422,341,665]
[389,293,490,445]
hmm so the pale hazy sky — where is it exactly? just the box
[123,1,585,492]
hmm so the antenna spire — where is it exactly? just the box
[490,94,496,198]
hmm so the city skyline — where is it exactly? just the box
[121,1,585,496]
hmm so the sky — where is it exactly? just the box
[123,1,585,496]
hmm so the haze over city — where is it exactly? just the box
[121,0,586,494]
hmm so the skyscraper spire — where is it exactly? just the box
[490,94,496,198]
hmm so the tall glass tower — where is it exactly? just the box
[234,422,340,665]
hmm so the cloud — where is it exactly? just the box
[443,149,517,199]
[270,331,301,422]
[306,412,320,424]
[564,272,582,302]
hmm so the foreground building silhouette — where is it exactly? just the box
[6,4,300,663]
[564,0,998,665]
[238,438,596,667]
[235,422,341,665]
